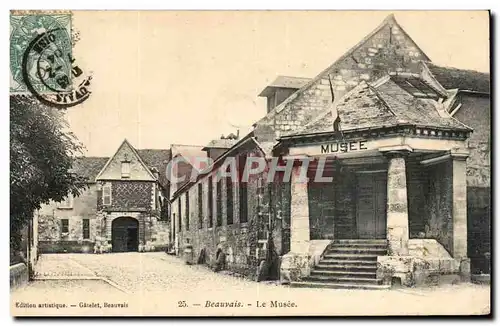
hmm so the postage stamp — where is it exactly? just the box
[10,13,72,94]
[10,11,92,108]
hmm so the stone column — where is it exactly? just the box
[281,160,311,282]
[290,163,310,254]
[450,149,470,280]
[385,151,410,256]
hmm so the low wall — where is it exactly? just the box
[377,239,470,287]
[39,240,95,253]
[10,263,29,290]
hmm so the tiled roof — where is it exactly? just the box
[258,76,311,97]
[292,76,471,136]
[203,138,238,149]
[136,149,172,188]
[70,157,109,183]
[426,62,490,93]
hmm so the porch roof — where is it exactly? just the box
[284,75,472,139]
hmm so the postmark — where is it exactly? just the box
[10,12,92,108]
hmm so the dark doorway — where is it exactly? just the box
[356,172,387,239]
[112,217,139,252]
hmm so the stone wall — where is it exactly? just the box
[453,94,491,273]
[37,184,99,253]
[424,160,453,255]
[173,148,282,278]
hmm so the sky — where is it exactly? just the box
[66,10,490,157]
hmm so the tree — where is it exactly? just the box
[10,95,86,260]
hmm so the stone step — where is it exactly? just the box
[319,259,378,266]
[322,254,379,260]
[304,275,382,285]
[310,270,377,278]
[326,248,387,255]
[332,239,387,245]
[328,244,388,250]
[290,281,391,290]
[315,263,378,272]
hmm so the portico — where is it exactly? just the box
[278,128,472,285]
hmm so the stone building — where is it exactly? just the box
[36,139,171,253]
[170,14,490,288]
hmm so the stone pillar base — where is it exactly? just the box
[280,252,311,284]
[460,258,471,282]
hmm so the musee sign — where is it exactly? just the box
[320,140,368,154]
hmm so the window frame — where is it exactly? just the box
[61,219,69,234]
[121,161,131,178]
[197,183,203,229]
[185,192,190,231]
[226,175,234,225]
[208,176,213,228]
[216,178,223,227]
[102,185,112,206]
[82,219,90,240]
[178,199,182,232]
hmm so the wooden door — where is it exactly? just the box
[308,183,335,240]
[356,172,387,239]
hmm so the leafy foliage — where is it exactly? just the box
[10,95,86,253]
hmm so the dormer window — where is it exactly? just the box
[121,161,130,178]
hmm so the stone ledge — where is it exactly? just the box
[377,255,466,288]
[10,263,29,291]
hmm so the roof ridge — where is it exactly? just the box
[366,83,397,117]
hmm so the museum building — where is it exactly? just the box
[170,14,490,288]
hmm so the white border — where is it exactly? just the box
[2,2,497,325]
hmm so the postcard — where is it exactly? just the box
[10,10,490,317]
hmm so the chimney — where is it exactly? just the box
[258,76,311,113]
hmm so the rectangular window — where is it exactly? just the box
[226,176,234,225]
[239,183,248,223]
[185,192,190,231]
[198,183,203,229]
[208,176,213,228]
[238,155,248,223]
[61,219,69,233]
[83,219,90,239]
[121,162,130,178]
[216,178,222,227]
[102,185,112,206]
[59,194,73,209]
[178,199,182,232]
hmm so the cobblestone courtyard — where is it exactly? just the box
[11,253,490,316]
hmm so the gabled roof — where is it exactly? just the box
[67,143,171,188]
[254,14,431,126]
[95,139,156,182]
[425,62,490,94]
[288,75,471,137]
[258,76,312,97]
[70,157,109,183]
